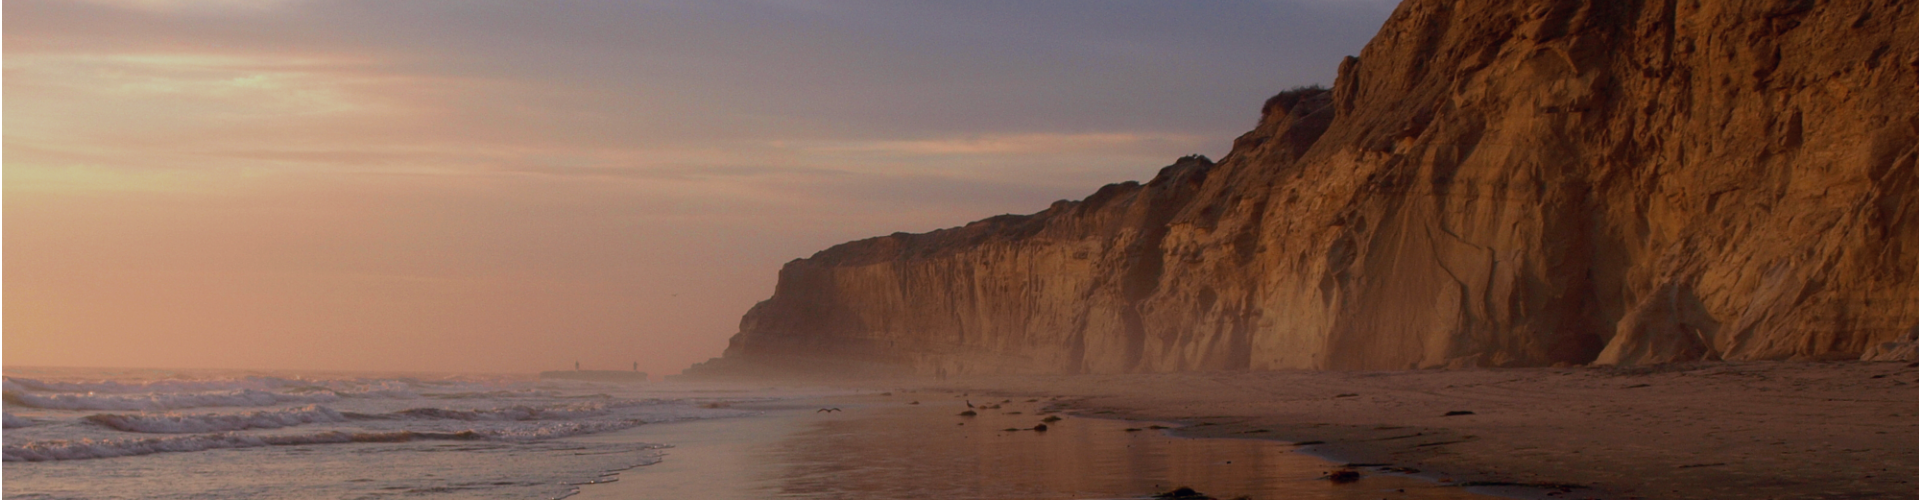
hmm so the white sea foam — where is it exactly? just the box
[5,389,340,411]
[0,369,783,500]
[375,402,618,421]
[85,405,349,433]
[6,430,423,462]
[2,376,307,394]
[485,420,646,440]
[3,419,647,462]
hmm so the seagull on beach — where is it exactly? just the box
[816,408,842,413]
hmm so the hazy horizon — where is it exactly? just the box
[5,0,1400,375]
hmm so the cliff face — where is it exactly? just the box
[688,0,1918,376]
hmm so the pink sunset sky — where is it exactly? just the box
[5,0,1397,375]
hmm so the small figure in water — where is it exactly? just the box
[574,361,580,371]
[633,362,639,372]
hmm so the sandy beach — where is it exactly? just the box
[903,361,1917,500]
[575,394,1510,500]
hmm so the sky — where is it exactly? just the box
[4,0,1400,375]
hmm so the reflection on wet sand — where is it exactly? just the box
[721,397,1493,500]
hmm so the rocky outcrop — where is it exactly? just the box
[684,0,1917,377]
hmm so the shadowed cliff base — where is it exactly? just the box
[684,0,1917,379]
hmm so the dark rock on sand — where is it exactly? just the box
[1152,486,1215,499]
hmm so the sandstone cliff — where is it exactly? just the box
[686,0,1918,376]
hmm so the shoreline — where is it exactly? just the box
[886,360,1916,500]
[575,391,1510,500]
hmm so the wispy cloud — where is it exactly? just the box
[781,132,1209,157]
[3,0,1397,373]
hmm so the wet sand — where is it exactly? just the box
[914,361,1918,500]
[575,396,1502,500]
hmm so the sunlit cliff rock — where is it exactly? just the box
[684,0,1917,376]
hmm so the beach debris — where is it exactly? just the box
[966,400,975,408]
[1041,415,1062,423]
[815,408,842,413]
[1293,440,1324,445]
[1124,428,1144,432]
[1032,423,1048,432]
[1322,469,1362,483]
[1003,428,1023,432]
[1001,399,1011,403]
[700,402,732,409]
[909,401,920,405]
[1443,410,1476,416]
[1622,383,1651,388]
[1147,425,1170,430]
[958,410,977,417]
[1334,393,1359,398]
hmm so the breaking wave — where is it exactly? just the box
[2,376,306,395]
[356,402,627,422]
[83,401,654,434]
[85,405,349,433]
[3,412,32,429]
[4,420,647,462]
[5,389,341,412]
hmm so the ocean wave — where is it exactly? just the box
[423,390,558,400]
[2,376,308,395]
[5,430,456,462]
[4,389,340,412]
[3,421,646,462]
[485,420,645,440]
[0,376,437,399]
[84,405,348,433]
[3,412,32,428]
[367,403,611,422]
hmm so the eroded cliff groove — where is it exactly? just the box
[685,0,1918,377]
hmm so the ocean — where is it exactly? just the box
[1,367,785,500]
[5,368,1505,500]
